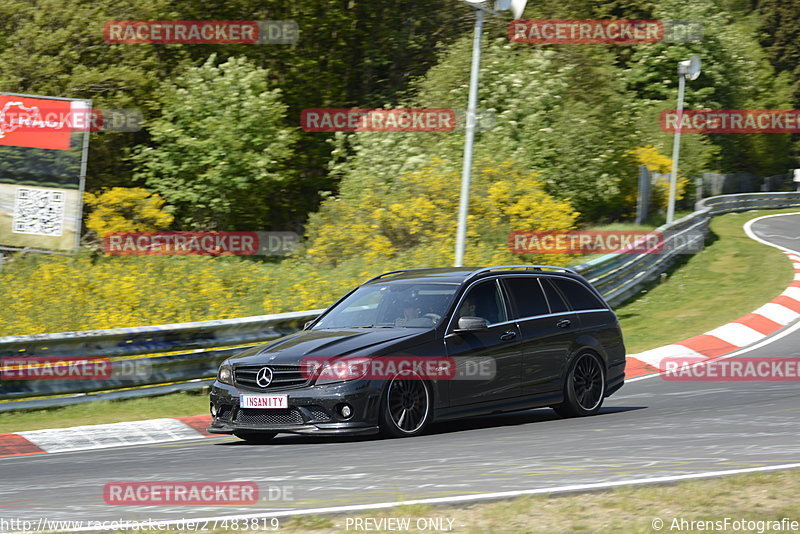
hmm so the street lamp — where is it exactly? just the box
[453,0,527,267]
[666,55,701,224]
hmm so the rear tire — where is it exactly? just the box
[552,352,605,418]
[233,431,278,443]
[379,371,432,438]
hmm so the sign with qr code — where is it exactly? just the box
[0,92,90,252]
[12,187,65,236]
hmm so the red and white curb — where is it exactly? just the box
[0,415,212,458]
[626,215,800,378]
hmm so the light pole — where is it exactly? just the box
[453,0,526,267]
[666,55,701,224]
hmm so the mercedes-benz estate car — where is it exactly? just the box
[208,265,626,442]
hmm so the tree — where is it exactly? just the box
[328,37,646,222]
[0,0,192,191]
[130,56,298,230]
[623,0,793,176]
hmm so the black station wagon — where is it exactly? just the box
[208,265,626,441]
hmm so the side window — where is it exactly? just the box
[457,281,508,325]
[541,279,569,314]
[550,278,607,311]
[503,277,550,319]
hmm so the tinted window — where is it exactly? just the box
[457,281,508,325]
[541,279,569,313]
[550,278,607,311]
[503,277,550,319]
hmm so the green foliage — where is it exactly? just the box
[330,38,645,222]
[0,0,191,191]
[623,0,793,176]
[130,55,298,230]
[0,0,470,223]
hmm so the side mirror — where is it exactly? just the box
[454,316,489,332]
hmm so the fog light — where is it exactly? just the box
[210,403,217,417]
[339,404,353,419]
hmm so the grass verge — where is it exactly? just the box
[96,468,800,533]
[0,208,797,432]
[276,469,800,533]
[617,208,797,353]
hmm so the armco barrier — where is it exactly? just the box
[1,192,799,412]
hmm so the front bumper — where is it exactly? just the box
[208,379,382,436]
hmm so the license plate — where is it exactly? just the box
[240,394,288,409]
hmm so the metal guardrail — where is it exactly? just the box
[0,310,323,412]
[2,191,800,412]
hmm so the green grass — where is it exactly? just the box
[0,391,208,433]
[617,208,797,353]
[0,208,797,432]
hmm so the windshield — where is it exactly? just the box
[313,283,459,329]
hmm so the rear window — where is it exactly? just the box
[550,278,607,311]
[541,279,569,314]
[503,277,550,319]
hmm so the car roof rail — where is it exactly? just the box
[366,265,480,284]
[365,268,447,283]
[467,264,577,280]
[365,270,410,283]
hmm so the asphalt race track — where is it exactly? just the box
[1,213,799,528]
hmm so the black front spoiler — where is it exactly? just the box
[208,420,380,436]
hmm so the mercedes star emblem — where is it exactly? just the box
[256,367,273,388]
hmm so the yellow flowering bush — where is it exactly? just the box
[304,158,579,268]
[84,187,174,238]
[0,253,273,336]
[628,145,689,213]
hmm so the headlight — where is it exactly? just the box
[217,362,233,385]
[315,357,372,384]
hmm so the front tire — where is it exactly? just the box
[553,352,606,418]
[233,431,278,443]
[379,371,432,438]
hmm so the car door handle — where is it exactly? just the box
[556,319,571,328]
[500,331,517,341]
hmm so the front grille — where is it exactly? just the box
[234,364,311,390]
[236,408,304,426]
[217,406,232,421]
